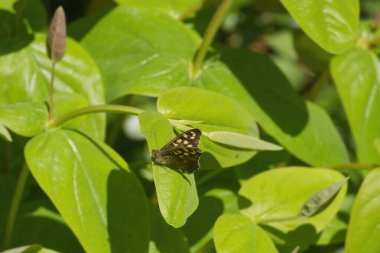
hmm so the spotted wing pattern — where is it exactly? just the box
[152,129,202,173]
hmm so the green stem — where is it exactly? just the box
[197,169,225,186]
[368,35,380,48]
[257,215,299,224]
[192,0,233,76]
[2,164,29,250]
[306,70,330,101]
[51,104,145,128]
[330,162,376,170]
[3,142,12,173]
[49,61,56,123]
[12,0,29,36]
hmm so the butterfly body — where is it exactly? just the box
[152,129,202,174]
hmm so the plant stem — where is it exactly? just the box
[12,0,29,36]
[257,215,299,224]
[3,142,12,173]
[2,164,29,250]
[51,104,145,128]
[192,0,233,76]
[49,61,56,123]
[197,169,225,186]
[306,70,330,101]
[330,162,376,170]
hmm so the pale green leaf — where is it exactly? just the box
[346,168,380,253]
[139,112,198,228]
[206,131,282,151]
[214,214,278,253]
[331,48,380,164]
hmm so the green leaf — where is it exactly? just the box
[114,0,203,19]
[213,214,278,253]
[25,128,150,253]
[0,245,60,253]
[69,6,200,101]
[331,48,380,164]
[0,102,48,137]
[139,112,198,228]
[157,87,259,167]
[1,245,42,253]
[196,48,349,166]
[346,168,380,253]
[0,123,12,141]
[0,33,105,140]
[238,167,346,248]
[206,131,282,151]
[280,0,359,53]
[299,178,348,218]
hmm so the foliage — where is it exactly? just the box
[0,0,379,252]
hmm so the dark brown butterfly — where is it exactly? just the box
[152,128,202,174]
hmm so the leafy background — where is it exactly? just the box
[1,0,380,252]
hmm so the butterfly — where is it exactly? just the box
[152,128,202,174]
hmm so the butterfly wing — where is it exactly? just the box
[153,128,202,173]
[159,128,201,152]
[158,147,202,173]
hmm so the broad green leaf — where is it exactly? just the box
[157,87,258,167]
[280,0,359,53]
[346,168,380,253]
[69,6,200,101]
[195,48,349,166]
[214,214,278,253]
[0,33,105,140]
[139,112,198,228]
[13,200,84,253]
[114,0,203,19]
[0,123,12,141]
[206,131,282,151]
[331,48,380,164]
[299,178,348,218]
[25,128,150,253]
[0,102,48,137]
[239,167,346,247]
[149,204,189,253]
